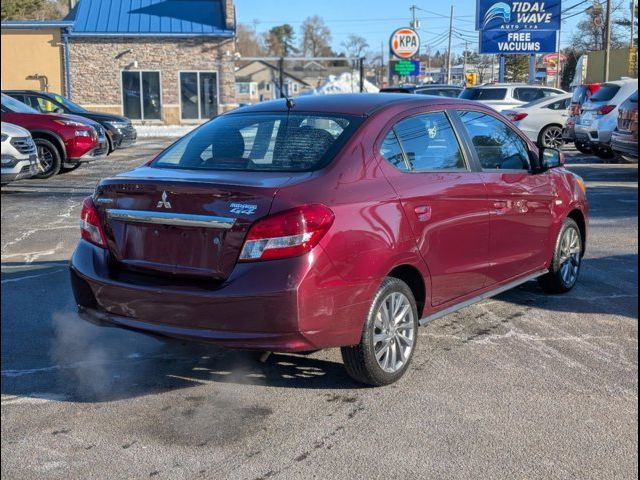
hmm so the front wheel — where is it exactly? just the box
[575,142,593,155]
[538,218,583,294]
[341,277,418,386]
[34,138,62,178]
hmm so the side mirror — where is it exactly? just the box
[540,147,565,171]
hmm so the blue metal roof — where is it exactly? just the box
[66,0,234,37]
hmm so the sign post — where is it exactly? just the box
[477,0,562,83]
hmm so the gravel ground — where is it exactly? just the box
[1,140,637,480]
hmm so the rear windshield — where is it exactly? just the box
[460,88,507,101]
[151,112,361,172]
[590,84,621,102]
[629,90,638,103]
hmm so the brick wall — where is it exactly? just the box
[67,36,237,124]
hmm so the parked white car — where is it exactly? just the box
[502,93,572,148]
[459,84,566,112]
[574,79,639,159]
[1,122,40,185]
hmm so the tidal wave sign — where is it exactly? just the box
[476,0,561,31]
[480,30,557,54]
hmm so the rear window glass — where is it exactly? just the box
[591,84,621,102]
[629,91,638,103]
[152,113,361,172]
[460,88,507,101]
[571,86,589,104]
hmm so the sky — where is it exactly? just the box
[233,0,587,59]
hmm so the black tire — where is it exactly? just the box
[59,164,82,174]
[574,142,593,155]
[538,218,583,294]
[538,125,564,149]
[595,146,616,160]
[34,138,62,178]
[341,277,419,386]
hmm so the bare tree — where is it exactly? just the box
[300,16,332,57]
[342,34,369,58]
[236,23,265,57]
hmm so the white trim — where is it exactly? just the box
[120,69,164,122]
[177,70,220,122]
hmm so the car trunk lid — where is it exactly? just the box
[94,168,311,280]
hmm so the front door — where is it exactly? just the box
[378,111,491,306]
[180,72,218,121]
[455,110,556,284]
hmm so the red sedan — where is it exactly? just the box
[70,94,589,386]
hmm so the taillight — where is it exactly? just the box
[239,205,335,262]
[80,196,107,248]
[507,112,528,122]
[597,105,616,115]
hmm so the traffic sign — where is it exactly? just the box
[390,28,421,59]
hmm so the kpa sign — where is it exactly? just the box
[390,28,421,59]
[477,0,562,31]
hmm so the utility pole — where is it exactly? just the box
[604,0,613,81]
[463,41,468,78]
[410,5,421,29]
[446,5,454,84]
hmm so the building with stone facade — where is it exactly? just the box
[1,0,237,125]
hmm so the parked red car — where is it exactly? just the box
[70,94,589,386]
[1,93,108,178]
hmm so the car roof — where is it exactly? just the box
[226,93,478,117]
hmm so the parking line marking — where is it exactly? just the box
[1,268,66,284]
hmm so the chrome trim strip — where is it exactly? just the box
[106,209,236,229]
[419,270,548,327]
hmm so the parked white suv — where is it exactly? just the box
[1,121,40,185]
[574,79,638,159]
[460,84,566,112]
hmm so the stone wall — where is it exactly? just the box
[67,36,237,124]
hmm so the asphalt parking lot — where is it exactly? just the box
[1,140,637,480]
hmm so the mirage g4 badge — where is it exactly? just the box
[230,203,258,215]
[157,191,172,209]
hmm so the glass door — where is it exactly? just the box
[180,72,218,121]
[122,71,161,120]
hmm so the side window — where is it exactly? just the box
[515,88,544,103]
[543,89,562,97]
[457,111,531,171]
[393,112,466,171]
[379,130,409,171]
[547,98,570,110]
[35,96,59,113]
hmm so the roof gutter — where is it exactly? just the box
[1,21,74,29]
[66,32,235,38]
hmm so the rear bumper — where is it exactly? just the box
[611,131,638,159]
[69,240,366,352]
[562,125,575,141]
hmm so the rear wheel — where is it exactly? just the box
[539,125,564,149]
[341,277,418,386]
[538,218,583,294]
[34,138,61,178]
[574,142,593,155]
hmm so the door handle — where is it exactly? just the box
[492,201,510,215]
[414,205,432,222]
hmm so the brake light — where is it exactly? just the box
[507,112,528,122]
[597,105,616,115]
[239,205,334,262]
[80,196,107,247]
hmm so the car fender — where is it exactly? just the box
[29,129,67,159]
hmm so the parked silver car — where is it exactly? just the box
[1,121,40,185]
[502,93,572,148]
[574,79,638,159]
[460,84,566,112]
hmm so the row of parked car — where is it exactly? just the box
[1,91,137,185]
[381,80,638,162]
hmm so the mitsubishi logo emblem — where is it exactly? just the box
[157,191,172,209]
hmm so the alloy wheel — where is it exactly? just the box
[543,126,564,149]
[559,226,581,287]
[373,292,416,373]
[38,145,54,174]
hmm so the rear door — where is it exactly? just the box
[378,110,491,306]
[455,110,556,284]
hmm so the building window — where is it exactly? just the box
[122,71,161,120]
[180,71,218,121]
